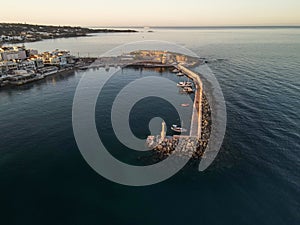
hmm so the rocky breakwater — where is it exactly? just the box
[146,93,212,160]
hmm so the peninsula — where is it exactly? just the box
[0,23,137,44]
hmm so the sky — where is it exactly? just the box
[1,0,300,27]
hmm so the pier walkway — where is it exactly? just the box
[146,63,205,157]
[177,65,202,139]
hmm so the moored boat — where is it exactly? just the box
[183,86,194,93]
[171,125,187,133]
[177,81,192,87]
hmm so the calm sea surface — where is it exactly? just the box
[1,28,300,225]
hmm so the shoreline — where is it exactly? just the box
[0,56,97,88]
[0,23,137,45]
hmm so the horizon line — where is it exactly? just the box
[1,22,300,29]
[89,25,300,28]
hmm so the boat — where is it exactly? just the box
[177,72,184,76]
[172,69,179,73]
[171,125,187,133]
[38,66,58,77]
[181,103,190,107]
[7,70,42,86]
[183,87,194,93]
[177,81,192,87]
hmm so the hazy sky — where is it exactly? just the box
[1,0,300,26]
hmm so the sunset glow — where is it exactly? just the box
[1,0,300,26]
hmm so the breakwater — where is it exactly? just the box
[146,65,211,159]
[178,64,203,138]
[147,93,211,159]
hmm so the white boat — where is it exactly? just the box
[181,103,190,107]
[183,87,194,93]
[172,69,179,73]
[177,81,192,87]
[171,125,187,133]
[177,72,184,76]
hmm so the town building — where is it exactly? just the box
[0,46,27,61]
[0,46,76,76]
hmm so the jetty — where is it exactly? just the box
[177,64,202,139]
[146,62,210,159]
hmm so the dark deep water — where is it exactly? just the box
[0,28,299,225]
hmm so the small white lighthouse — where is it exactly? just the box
[160,121,166,142]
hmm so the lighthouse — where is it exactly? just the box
[160,121,166,142]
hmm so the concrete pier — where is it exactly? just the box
[146,64,210,159]
[177,64,202,139]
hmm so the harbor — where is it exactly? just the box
[0,46,211,158]
[86,50,211,159]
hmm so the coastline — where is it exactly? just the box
[0,23,138,45]
[0,57,96,88]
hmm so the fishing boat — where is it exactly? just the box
[183,87,194,93]
[171,125,187,133]
[177,81,192,87]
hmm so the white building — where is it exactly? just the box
[0,47,27,61]
[0,61,18,73]
[18,60,36,70]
